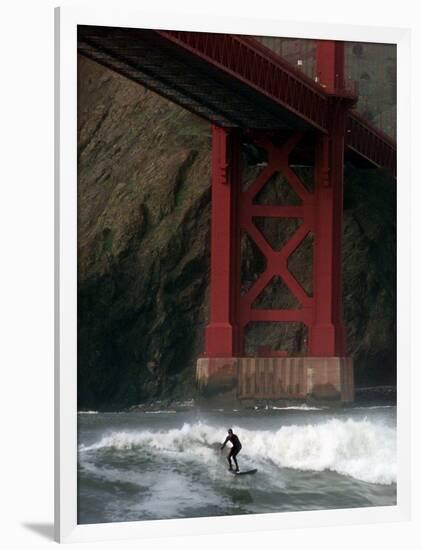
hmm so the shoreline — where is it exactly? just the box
[77,385,396,414]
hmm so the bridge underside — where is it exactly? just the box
[78,25,313,131]
[78,25,395,174]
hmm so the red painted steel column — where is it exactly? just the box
[331,103,346,355]
[316,40,345,92]
[204,125,241,357]
[310,128,345,356]
[309,41,346,356]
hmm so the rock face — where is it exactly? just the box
[77,54,396,410]
[342,166,396,386]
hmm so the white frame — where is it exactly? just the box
[55,5,411,543]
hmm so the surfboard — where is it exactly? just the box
[230,469,257,476]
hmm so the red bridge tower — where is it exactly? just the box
[197,41,354,402]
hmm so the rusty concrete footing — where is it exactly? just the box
[196,356,354,403]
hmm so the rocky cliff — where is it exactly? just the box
[77,54,396,410]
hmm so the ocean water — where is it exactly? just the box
[77,404,396,524]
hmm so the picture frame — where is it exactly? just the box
[55,5,411,543]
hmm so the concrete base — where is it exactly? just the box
[196,356,354,403]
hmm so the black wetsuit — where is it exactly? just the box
[221,433,242,471]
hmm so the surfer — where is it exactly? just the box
[221,429,242,472]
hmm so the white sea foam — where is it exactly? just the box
[78,410,99,415]
[144,410,177,414]
[271,404,324,411]
[79,418,396,485]
[353,405,394,410]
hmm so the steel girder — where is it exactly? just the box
[77,26,396,178]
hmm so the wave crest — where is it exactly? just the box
[79,418,396,485]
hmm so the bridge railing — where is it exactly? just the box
[158,30,331,132]
[160,31,396,175]
[254,36,396,141]
[255,37,357,99]
[346,110,396,176]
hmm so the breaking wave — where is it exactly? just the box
[270,404,324,411]
[79,418,396,485]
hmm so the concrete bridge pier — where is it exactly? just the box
[196,357,354,403]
